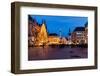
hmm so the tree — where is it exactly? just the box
[36,22,48,45]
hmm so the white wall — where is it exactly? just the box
[0,0,100,76]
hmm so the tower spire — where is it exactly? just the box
[59,28,62,38]
[68,28,71,36]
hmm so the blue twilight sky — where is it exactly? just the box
[30,15,88,37]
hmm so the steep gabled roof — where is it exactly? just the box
[85,22,88,27]
[28,15,33,21]
[74,27,85,32]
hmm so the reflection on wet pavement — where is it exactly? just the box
[28,46,88,60]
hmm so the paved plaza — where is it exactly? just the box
[28,46,87,60]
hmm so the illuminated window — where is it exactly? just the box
[76,32,82,35]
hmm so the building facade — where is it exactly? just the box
[71,26,88,45]
[28,16,41,46]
